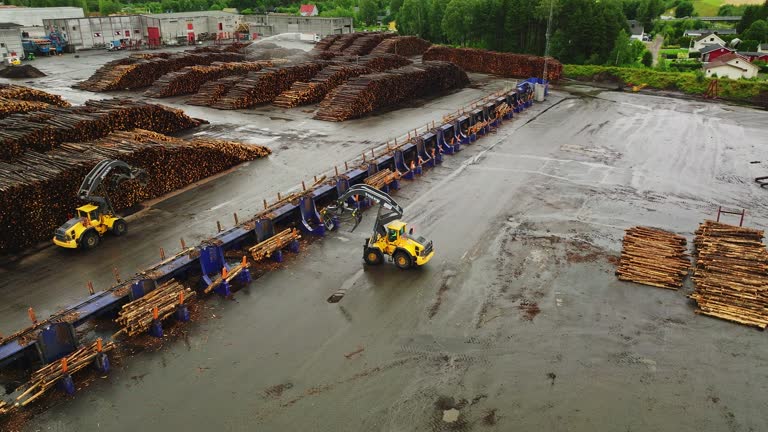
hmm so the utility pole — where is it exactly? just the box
[542,0,555,81]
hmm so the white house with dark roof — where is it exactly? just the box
[704,53,760,79]
[759,44,768,53]
[691,33,726,52]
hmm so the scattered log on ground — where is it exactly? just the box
[211,62,325,109]
[616,226,690,290]
[74,52,245,91]
[114,279,195,337]
[0,129,270,252]
[0,84,69,107]
[14,339,116,407]
[144,61,275,98]
[690,220,768,329]
[314,61,469,121]
[249,228,301,261]
[0,99,202,161]
[423,46,563,81]
[370,36,432,57]
[272,64,371,108]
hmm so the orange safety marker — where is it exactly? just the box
[222,266,229,279]
[180,238,187,249]
[152,306,159,320]
[28,307,37,325]
[179,291,185,305]
[410,161,415,170]
[61,357,68,374]
[241,255,247,268]
[96,338,103,353]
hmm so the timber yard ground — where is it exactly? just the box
[2,45,768,432]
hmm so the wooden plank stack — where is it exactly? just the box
[272,64,371,108]
[249,228,301,261]
[364,168,400,190]
[0,129,271,252]
[0,99,203,161]
[370,36,432,57]
[144,61,275,98]
[114,279,195,337]
[74,52,245,91]
[423,46,563,81]
[689,221,768,329]
[616,226,691,289]
[314,61,469,122]
[14,339,116,407]
[210,62,325,109]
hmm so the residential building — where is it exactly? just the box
[700,44,734,62]
[299,5,319,17]
[683,28,736,37]
[704,53,760,79]
[691,33,726,52]
[737,51,768,62]
[0,22,22,62]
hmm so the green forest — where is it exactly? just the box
[6,0,768,66]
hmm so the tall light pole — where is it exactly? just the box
[542,0,554,81]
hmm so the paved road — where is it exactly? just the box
[11,87,768,432]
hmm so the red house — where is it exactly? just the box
[737,51,768,62]
[299,4,318,16]
[700,45,734,62]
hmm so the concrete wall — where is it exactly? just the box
[144,12,241,44]
[43,16,161,49]
[242,14,353,37]
[0,7,84,27]
[0,27,23,60]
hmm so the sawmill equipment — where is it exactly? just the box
[324,184,434,269]
[53,159,147,249]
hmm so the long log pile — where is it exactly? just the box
[187,75,241,106]
[114,279,195,337]
[190,42,251,53]
[312,34,341,52]
[249,228,301,261]
[327,33,366,53]
[370,36,432,57]
[423,46,563,81]
[74,52,245,91]
[343,32,396,56]
[0,99,203,161]
[144,61,274,98]
[616,226,690,290]
[314,61,469,121]
[14,339,116,407]
[689,221,768,329]
[0,98,50,119]
[0,84,70,107]
[0,129,271,252]
[359,53,413,72]
[272,64,371,108]
[210,62,325,109]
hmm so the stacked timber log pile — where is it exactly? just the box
[74,52,245,91]
[144,61,274,98]
[0,129,271,252]
[423,46,563,81]
[190,42,251,53]
[689,221,768,329]
[312,34,341,52]
[359,53,413,72]
[0,84,70,107]
[314,61,469,121]
[0,400,10,415]
[14,339,116,407]
[327,33,365,53]
[211,62,325,109]
[272,64,371,108]
[0,99,202,160]
[616,226,690,289]
[249,228,301,261]
[0,98,50,118]
[370,36,432,57]
[114,280,195,337]
[187,76,241,106]
[343,32,395,56]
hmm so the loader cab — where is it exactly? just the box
[76,204,102,223]
[386,221,406,243]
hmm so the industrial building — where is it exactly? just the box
[243,14,353,38]
[143,11,242,44]
[0,22,22,62]
[43,15,162,50]
[0,6,83,37]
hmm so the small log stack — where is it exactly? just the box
[15,339,116,407]
[364,168,400,190]
[314,61,469,122]
[74,52,245,91]
[114,279,196,337]
[0,129,271,252]
[0,99,202,161]
[616,226,691,290]
[144,61,275,98]
[370,36,432,57]
[689,221,768,329]
[0,84,70,107]
[423,46,563,81]
[211,62,325,109]
[249,228,301,261]
[272,64,371,108]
